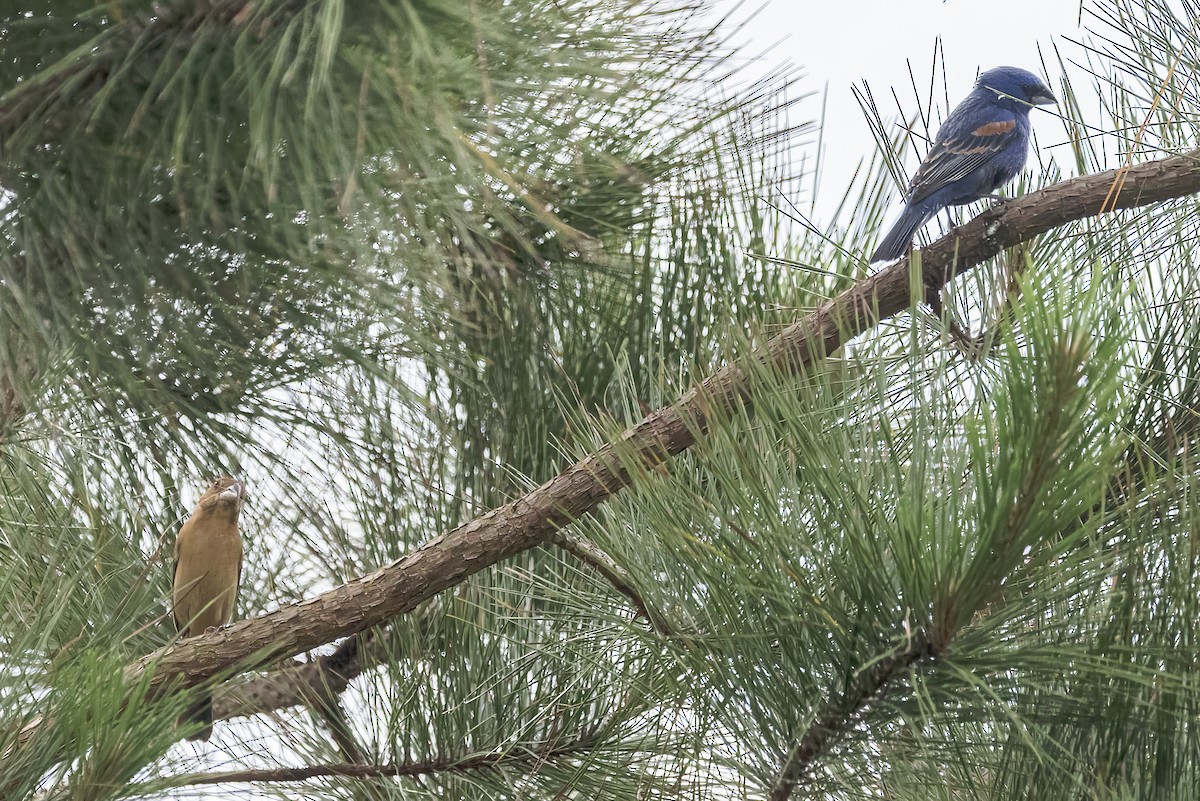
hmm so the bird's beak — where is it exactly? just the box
[1031,88,1058,106]
[218,481,244,502]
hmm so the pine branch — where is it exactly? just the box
[120,150,1200,699]
[213,630,375,722]
[552,531,676,636]
[10,149,1200,762]
[213,598,440,724]
[768,636,936,801]
[141,734,602,790]
[0,1,291,145]
[768,296,1093,800]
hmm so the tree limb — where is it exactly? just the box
[213,630,375,722]
[115,149,1200,705]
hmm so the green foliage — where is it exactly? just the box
[1,0,1200,799]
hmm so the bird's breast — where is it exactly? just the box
[173,521,242,637]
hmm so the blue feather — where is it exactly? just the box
[870,66,1055,263]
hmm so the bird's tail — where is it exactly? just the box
[179,692,214,742]
[871,202,936,263]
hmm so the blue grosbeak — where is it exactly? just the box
[871,66,1057,263]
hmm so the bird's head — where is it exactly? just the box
[976,66,1057,112]
[198,475,247,515]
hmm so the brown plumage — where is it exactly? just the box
[171,476,245,742]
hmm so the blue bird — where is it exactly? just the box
[871,66,1057,263]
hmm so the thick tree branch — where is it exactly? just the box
[213,630,376,722]
[115,149,1200,704]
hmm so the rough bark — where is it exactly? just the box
[213,631,375,722]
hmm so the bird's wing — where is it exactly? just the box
[906,117,1021,206]
[171,515,194,633]
[171,529,184,632]
[235,545,243,619]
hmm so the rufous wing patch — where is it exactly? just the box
[972,120,1017,136]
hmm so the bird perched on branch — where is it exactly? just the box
[871,66,1057,263]
[171,476,246,742]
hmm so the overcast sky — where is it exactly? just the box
[715,0,1089,221]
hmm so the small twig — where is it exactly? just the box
[950,240,1032,359]
[552,531,674,636]
[924,287,982,356]
[0,371,24,437]
[310,692,368,765]
[141,735,599,790]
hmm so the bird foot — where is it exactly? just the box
[983,194,1009,209]
[205,625,219,634]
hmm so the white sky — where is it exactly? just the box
[715,0,1088,220]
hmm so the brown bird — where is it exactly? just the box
[171,475,245,742]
